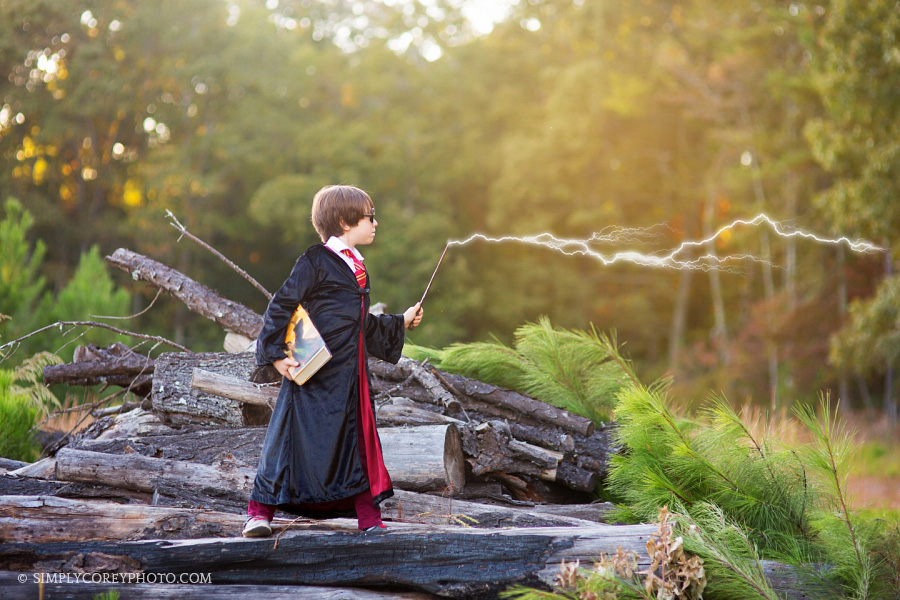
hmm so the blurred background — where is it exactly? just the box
[1,0,898,433]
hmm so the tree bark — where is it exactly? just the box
[381,489,611,528]
[105,248,265,339]
[190,368,278,408]
[43,349,154,397]
[371,357,594,437]
[0,495,246,542]
[151,352,256,427]
[0,519,823,600]
[60,425,466,499]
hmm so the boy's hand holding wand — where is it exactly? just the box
[406,242,449,330]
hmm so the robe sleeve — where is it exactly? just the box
[364,313,405,364]
[255,254,317,366]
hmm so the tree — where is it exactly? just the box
[0,197,51,356]
[806,0,900,421]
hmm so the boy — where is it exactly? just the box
[243,185,422,537]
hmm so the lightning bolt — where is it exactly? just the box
[447,213,881,271]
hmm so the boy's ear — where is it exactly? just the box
[339,218,350,232]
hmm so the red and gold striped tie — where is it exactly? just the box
[341,249,367,288]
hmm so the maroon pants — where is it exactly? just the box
[247,486,382,530]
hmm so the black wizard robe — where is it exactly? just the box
[249,244,405,512]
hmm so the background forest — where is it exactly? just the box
[1,0,899,423]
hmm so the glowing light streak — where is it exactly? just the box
[447,213,881,271]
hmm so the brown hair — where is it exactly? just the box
[310,185,374,242]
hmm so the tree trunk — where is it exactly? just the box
[105,248,264,339]
[0,519,823,600]
[151,352,256,427]
[60,425,466,499]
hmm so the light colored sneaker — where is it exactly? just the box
[242,517,272,538]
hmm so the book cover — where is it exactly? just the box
[284,303,331,385]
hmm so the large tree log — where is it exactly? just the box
[1,572,435,600]
[54,448,254,507]
[60,425,466,500]
[151,352,256,426]
[382,489,609,528]
[106,248,264,339]
[369,357,595,437]
[0,495,247,542]
[459,421,598,493]
[190,368,278,408]
[1,474,154,506]
[0,520,823,600]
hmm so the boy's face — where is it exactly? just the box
[343,208,377,247]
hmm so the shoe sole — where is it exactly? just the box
[242,525,272,538]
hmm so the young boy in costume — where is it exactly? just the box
[243,184,423,537]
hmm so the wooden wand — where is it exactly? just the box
[409,242,449,330]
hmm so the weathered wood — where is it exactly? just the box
[7,456,56,479]
[0,495,247,542]
[376,401,464,427]
[190,368,278,408]
[55,448,255,505]
[459,421,598,493]
[383,489,605,528]
[508,422,575,453]
[106,248,265,338]
[43,347,154,396]
[62,425,466,498]
[0,520,823,600]
[376,425,466,494]
[152,352,256,426]
[93,407,178,440]
[369,358,595,437]
[1,474,156,506]
[0,457,29,471]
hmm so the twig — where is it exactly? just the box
[167,209,272,301]
[0,320,189,354]
[91,288,164,320]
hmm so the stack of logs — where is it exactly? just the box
[0,246,821,599]
[43,346,616,503]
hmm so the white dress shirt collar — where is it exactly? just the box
[325,236,364,270]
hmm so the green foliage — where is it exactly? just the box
[50,245,131,362]
[830,274,900,376]
[415,318,630,423]
[678,503,781,600]
[605,364,900,599]
[8,351,63,411]
[607,387,815,558]
[0,369,41,462]
[806,0,900,243]
[0,198,52,356]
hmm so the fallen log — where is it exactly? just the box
[43,345,154,397]
[60,425,466,499]
[383,489,607,528]
[460,421,598,493]
[0,495,246,542]
[190,368,278,408]
[151,352,256,427]
[105,248,264,339]
[370,357,595,437]
[0,520,823,600]
[54,448,254,507]
[1,474,155,506]
[1,572,436,600]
